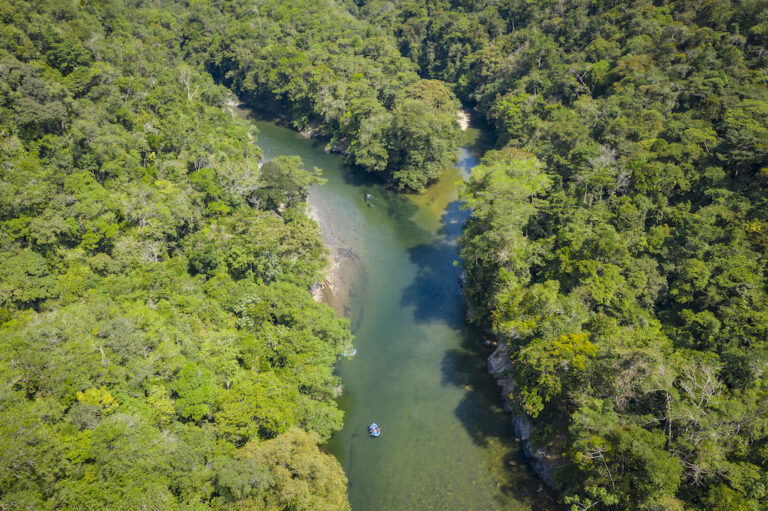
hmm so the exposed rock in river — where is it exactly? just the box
[487,343,567,487]
[324,138,349,155]
[299,123,323,138]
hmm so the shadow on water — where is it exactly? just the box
[240,102,561,510]
[396,112,489,326]
[442,325,560,507]
[400,200,468,325]
[401,191,560,509]
[439,199,469,241]
[400,238,461,326]
[401,202,508,447]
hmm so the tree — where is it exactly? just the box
[215,371,298,443]
[172,363,217,422]
[253,156,323,211]
[0,250,59,309]
[233,429,350,511]
[387,80,461,190]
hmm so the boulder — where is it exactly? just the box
[487,343,513,377]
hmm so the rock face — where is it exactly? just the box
[487,343,566,487]
[487,343,512,377]
[324,138,349,155]
[296,124,349,155]
[299,124,322,138]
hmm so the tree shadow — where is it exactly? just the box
[331,157,385,189]
[399,196,561,508]
[439,199,469,241]
[442,331,562,508]
[399,200,467,325]
[441,343,506,446]
[400,200,506,445]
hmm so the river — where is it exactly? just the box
[237,106,557,511]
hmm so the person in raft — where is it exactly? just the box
[368,422,380,437]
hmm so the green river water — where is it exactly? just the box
[240,107,557,511]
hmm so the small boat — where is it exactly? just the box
[342,348,357,357]
[368,422,380,437]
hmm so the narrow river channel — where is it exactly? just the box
[237,106,557,511]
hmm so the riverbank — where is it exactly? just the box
[311,103,565,494]
[233,101,558,510]
[307,201,364,322]
[487,343,567,487]
[229,96,362,322]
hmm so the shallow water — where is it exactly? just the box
[238,107,557,511]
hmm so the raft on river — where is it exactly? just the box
[368,422,380,437]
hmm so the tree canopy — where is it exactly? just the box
[3,0,768,509]
[359,0,768,508]
[0,1,352,508]
[183,0,462,191]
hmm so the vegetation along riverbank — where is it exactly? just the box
[0,2,353,509]
[356,1,768,509]
[2,0,768,510]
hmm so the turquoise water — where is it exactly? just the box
[240,107,557,511]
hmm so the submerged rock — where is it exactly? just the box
[299,124,322,138]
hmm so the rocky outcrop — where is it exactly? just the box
[487,342,513,377]
[324,138,349,155]
[487,343,566,487]
[297,124,350,155]
[299,123,323,138]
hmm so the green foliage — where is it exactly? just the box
[5,0,767,508]
[213,429,350,511]
[388,80,461,190]
[515,333,597,417]
[0,250,59,308]
[0,1,352,508]
[459,148,552,323]
[384,0,768,508]
[173,363,217,422]
[254,155,323,211]
[191,0,462,190]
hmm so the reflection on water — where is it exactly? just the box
[236,106,558,511]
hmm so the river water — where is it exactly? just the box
[239,107,556,511]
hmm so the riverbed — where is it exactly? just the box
[236,106,557,511]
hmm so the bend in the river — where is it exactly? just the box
[236,105,557,511]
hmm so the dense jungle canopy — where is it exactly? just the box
[0,1,354,509]
[1,0,768,510]
[354,0,768,509]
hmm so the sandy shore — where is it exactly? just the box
[307,201,365,326]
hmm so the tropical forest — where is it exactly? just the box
[0,0,767,510]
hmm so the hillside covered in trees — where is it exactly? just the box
[176,0,463,191]
[354,0,768,509]
[0,1,354,509]
[3,0,768,509]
